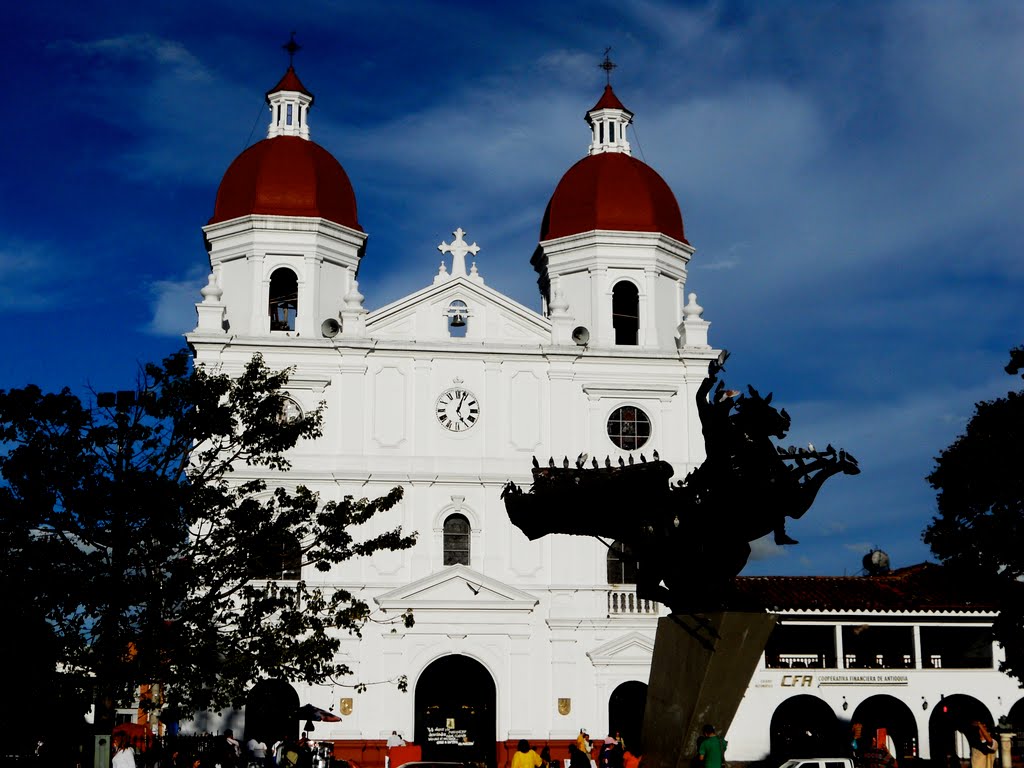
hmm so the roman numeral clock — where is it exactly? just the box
[435,386,480,432]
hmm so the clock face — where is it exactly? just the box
[435,387,480,432]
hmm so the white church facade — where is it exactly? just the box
[185,65,1024,767]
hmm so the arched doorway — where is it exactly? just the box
[851,695,918,762]
[246,679,299,745]
[609,681,647,753]
[415,655,496,768]
[928,695,993,764]
[1008,697,1024,730]
[771,694,842,758]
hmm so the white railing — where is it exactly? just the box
[778,653,823,667]
[607,588,664,616]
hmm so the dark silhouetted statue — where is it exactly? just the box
[502,354,859,613]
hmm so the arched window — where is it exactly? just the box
[269,268,299,331]
[607,540,637,584]
[443,514,471,566]
[612,281,639,345]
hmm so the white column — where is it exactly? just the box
[412,360,432,466]
[297,254,317,337]
[338,357,368,455]
[643,267,657,348]
[485,361,502,459]
[590,267,607,345]
[250,253,266,334]
[548,364,575,458]
[508,636,535,739]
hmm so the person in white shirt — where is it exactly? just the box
[111,734,137,768]
[385,731,406,768]
[248,737,269,765]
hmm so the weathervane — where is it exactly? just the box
[283,32,301,67]
[599,47,617,85]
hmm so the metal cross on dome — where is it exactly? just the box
[282,32,301,66]
[438,227,480,278]
[599,47,617,84]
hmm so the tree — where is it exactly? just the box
[0,351,416,738]
[923,345,1024,683]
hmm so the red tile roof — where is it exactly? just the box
[267,66,313,100]
[589,84,631,115]
[733,563,1000,613]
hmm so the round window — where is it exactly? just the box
[607,406,651,451]
[277,396,303,424]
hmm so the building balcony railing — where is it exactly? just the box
[607,587,664,617]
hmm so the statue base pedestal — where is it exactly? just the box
[642,612,777,768]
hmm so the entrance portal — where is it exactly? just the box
[609,681,647,753]
[770,694,842,758]
[246,679,299,745]
[851,694,918,761]
[928,694,993,763]
[415,654,496,768]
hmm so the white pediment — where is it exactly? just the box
[374,564,539,613]
[366,277,551,344]
[587,631,656,667]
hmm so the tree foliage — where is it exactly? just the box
[0,351,416,725]
[923,346,1024,682]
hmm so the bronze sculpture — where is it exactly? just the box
[502,353,859,613]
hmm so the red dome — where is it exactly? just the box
[540,152,686,243]
[209,136,361,230]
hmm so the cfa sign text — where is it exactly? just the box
[781,675,814,687]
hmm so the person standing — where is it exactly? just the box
[970,722,997,768]
[385,730,406,768]
[112,734,137,768]
[861,736,897,768]
[569,745,591,768]
[576,730,589,758]
[600,734,624,768]
[248,736,269,767]
[512,740,543,768]
[271,738,286,766]
[697,725,727,768]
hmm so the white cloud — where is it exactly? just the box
[48,34,255,185]
[53,34,212,82]
[749,536,787,562]
[145,268,208,337]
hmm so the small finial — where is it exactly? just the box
[599,47,617,85]
[283,32,301,67]
[200,272,223,303]
[344,279,365,309]
[683,292,704,319]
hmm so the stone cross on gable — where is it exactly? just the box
[438,227,480,278]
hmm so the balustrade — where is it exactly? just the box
[607,588,663,616]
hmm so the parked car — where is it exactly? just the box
[778,758,857,768]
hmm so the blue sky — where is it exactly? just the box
[2,1,1021,577]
